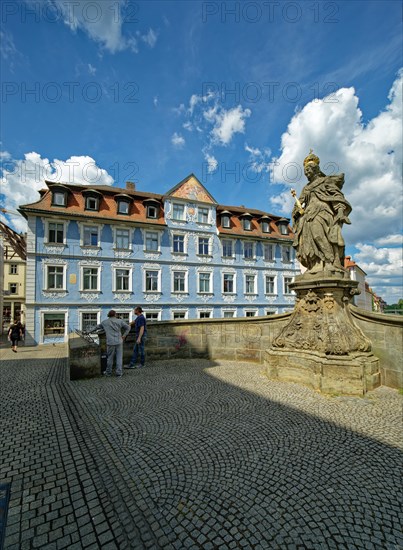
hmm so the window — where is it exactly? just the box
[244,242,254,260]
[173,271,186,293]
[199,272,211,293]
[47,266,64,289]
[85,196,99,211]
[52,191,66,206]
[198,237,209,255]
[223,311,235,318]
[265,275,275,294]
[245,310,257,317]
[221,215,230,228]
[263,244,274,262]
[117,200,130,215]
[243,218,252,231]
[116,269,130,291]
[279,222,289,235]
[223,273,234,294]
[9,283,18,295]
[266,310,277,315]
[173,311,187,320]
[199,311,211,319]
[172,203,185,221]
[261,221,270,233]
[198,207,209,224]
[116,311,131,323]
[145,231,159,252]
[82,268,99,291]
[115,229,130,250]
[145,311,160,321]
[173,234,185,253]
[145,270,159,292]
[81,312,98,332]
[222,239,233,258]
[245,275,256,294]
[48,222,64,244]
[147,205,158,219]
[282,246,292,262]
[83,225,99,247]
[43,313,65,338]
[9,264,18,275]
[284,277,294,294]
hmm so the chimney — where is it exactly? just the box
[126,181,136,192]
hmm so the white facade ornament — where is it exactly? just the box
[42,290,68,300]
[44,245,66,255]
[245,294,257,302]
[143,293,161,303]
[170,264,189,272]
[80,292,101,303]
[114,249,133,259]
[144,252,161,260]
[111,260,133,269]
[222,294,236,303]
[265,295,277,303]
[78,260,102,267]
[199,293,213,303]
[113,293,133,303]
[284,295,296,304]
[82,247,101,256]
[174,293,189,302]
[222,258,235,265]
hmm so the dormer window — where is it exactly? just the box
[260,217,271,233]
[85,196,99,211]
[52,191,67,207]
[221,211,231,228]
[277,219,289,235]
[118,201,129,215]
[144,198,160,219]
[243,218,251,231]
[147,205,158,219]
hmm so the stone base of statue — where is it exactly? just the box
[264,274,381,395]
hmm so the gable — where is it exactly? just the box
[167,174,216,204]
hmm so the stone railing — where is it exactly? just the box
[69,309,402,391]
[350,307,403,389]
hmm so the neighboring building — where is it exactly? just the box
[344,256,385,312]
[0,221,26,332]
[19,174,300,345]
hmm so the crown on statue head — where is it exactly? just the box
[303,149,320,167]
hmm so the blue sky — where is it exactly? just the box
[1,0,402,302]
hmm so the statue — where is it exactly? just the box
[291,151,352,277]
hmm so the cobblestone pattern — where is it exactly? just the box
[0,343,402,549]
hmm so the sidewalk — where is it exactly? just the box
[0,345,402,549]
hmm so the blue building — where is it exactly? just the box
[19,174,300,344]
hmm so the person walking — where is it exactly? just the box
[8,320,23,353]
[126,306,147,369]
[90,310,131,377]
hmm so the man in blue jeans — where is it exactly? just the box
[90,310,131,377]
[126,306,147,369]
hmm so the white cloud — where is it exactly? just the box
[171,133,185,149]
[153,96,158,107]
[244,143,272,173]
[52,0,157,54]
[0,152,114,232]
[269,69,403,302]
[211,105,251,146]
[204,152,218,174]
[375,234,403,246]
[88,63,97,75]
[141,28,158,48]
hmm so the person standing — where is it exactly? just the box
[90,310,131,377]
[126,306,147,369]
[8,320,23,353]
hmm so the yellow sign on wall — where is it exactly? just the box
[69,274,77,284]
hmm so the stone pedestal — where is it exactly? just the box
[265,276,381,395]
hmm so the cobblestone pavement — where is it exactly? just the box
[0,343,402,550]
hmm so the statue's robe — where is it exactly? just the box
[292,174,352,271]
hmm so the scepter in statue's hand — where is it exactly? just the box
[291,189,304,215]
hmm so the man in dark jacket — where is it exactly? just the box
[126,306,147,369]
